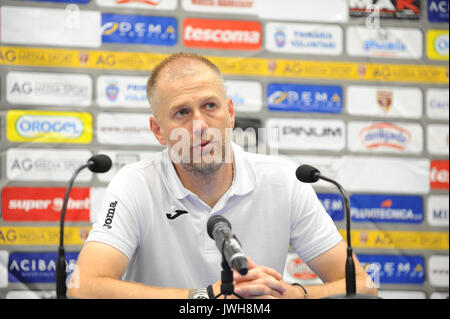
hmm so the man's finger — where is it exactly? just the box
[235,277,286,294]
[234,266,283,282]
[235,281,284,298]
[247,258,258,269]
[258,265,283,281]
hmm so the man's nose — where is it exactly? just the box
[192,111,208,134]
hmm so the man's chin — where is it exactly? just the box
[179,161,224,177]
[168,141,232,167]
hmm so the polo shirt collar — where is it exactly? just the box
[229,142,256,197]
[160,142,256,200]
[161,148,191,200]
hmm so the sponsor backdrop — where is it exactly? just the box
[0,0,448,299]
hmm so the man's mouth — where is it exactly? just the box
[194,140,211,147]
[193,140,215,154]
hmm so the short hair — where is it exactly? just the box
[146,52,224,113]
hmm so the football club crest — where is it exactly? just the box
[106,83,119,101]
[79,52,89,66]
[357,64,367,78]
[376,89,393,112]
[267,59,277,74]
[274,30,286,48]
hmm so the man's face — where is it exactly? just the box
[149,63,235,174]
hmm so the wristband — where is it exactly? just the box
[207,284,215,299]
[188,288,209,299]
[292,283,309,299]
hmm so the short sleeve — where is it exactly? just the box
[85,166,145,260]
[289,180,343,263]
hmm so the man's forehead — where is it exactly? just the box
[150,58,226,115]
[157,63,225,97]
[158,58,216,82]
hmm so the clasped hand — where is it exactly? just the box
[213,258,301,299]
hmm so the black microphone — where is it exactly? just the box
[207,215,249,276]
[295,164,320,183]
[296,164,357,297]
[87,154,112,173]
[56,154,112,299]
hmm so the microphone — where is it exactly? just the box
[296,164,356,297]
[56,154,112,299]
[207,215,249,276]
[295,164,320,183]
[87,154,112,173]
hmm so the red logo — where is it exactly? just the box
[1,187,91,222]
[183,18,261,50]
[116,0,162,5]
[430,160,449,190]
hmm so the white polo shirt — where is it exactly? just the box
[86,143,342,288]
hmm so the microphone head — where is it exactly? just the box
[232,257,249,276]
[296,164,320,183]
[207,215,231,239]
[87,154,112,173]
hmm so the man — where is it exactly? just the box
[68,52,377,299]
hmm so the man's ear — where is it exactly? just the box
[149,116,167,146]
[227,97,235,129]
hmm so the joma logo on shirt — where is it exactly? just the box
[166,210,189,220]
[103,201,118,229]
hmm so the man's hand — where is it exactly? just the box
[217,259,292,299]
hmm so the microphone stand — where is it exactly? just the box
[56,163,90,299]
[317,174,356,297]
[213,256,245,299]
[316,173,380,299]
[213,233,245,299]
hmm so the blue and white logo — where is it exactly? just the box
[428,0,449,22]
[434,34,449,55]
[16,115,84,139]
[357,254,425,285]
[8,252,79,283]
[102,13,177,46]
[317,193,344,221]
[106,83,119,102]
[350,194,423,223]
[274,30,287,48]
[267,83,342,113]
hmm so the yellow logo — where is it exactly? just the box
[0,226,90,245]
[7,110,92,144]
[102,22,119,35]
[339,229,449,250]
[166,25,176,34]
[1,45,448,84]
[427,30,449,61]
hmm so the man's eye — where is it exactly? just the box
[205,103,216,110]
[175,109,189,118]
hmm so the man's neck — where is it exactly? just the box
[173,159,234,209]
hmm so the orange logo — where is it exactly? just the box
[381,199,392,208]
